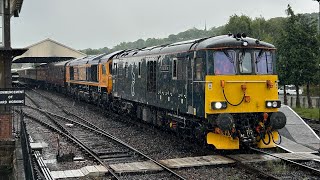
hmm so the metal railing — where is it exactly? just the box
[19,112,37,180]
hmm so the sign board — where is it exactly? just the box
[0,88,25,106]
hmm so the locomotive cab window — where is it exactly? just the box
[195,58,204,80]
[109,63,112,74]
[172,58,177,79]
[91,65,98,82]
[239,51,252,74]
[147,61,157,92]
[102,64,106,75]
[213,50,236,75]
[138,62,141,78]
[254,50,274,74]
[125,62,128,78]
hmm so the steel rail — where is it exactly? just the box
[25,103,187,180]
[226,155,280,180]
[26,89,187,180]
[250,147,320,176]
[24,94,121,179]
[18,110,121,180]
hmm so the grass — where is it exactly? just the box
[266,161,289,174]
[293,108,320,121]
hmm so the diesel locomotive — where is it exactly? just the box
[18,34,287,150]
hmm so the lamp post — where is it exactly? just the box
[314,0,320,33]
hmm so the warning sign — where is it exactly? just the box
[0,88,25,106]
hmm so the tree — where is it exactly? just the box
[223,15,252,35]
[277,5,319,108]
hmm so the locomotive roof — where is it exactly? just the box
[66,35,275,65]
[67,54,106,66]
[52,60,73,66]
[114,35,275,58]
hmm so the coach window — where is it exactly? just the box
[70,67,74,80]
[172,58,177,79]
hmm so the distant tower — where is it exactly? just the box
[204,20,207,31]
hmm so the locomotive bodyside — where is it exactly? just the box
[111,35,286,149]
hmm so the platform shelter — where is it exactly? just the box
[13,38,86,64]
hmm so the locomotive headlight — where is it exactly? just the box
[211,102,227,110]
[272,101,278,108]
[266,102,272,108]
[242,41,248,46]
[265,101,281,108]
[215,102,222,109]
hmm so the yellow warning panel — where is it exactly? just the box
[207,132,239,150]
[257,131,279,148]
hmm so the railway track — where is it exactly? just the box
[302,117,320,135]
[24,91,186,179]
[22,88,320,179]
[250,147,320,177]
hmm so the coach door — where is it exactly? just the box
[100,63,108,88]
[186,53,195,115]
[146,58,157,106]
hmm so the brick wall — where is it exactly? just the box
[0,114,12,139]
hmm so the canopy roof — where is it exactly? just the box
[13,38,86,63]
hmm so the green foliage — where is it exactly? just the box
[223,14,253,35]
[78,9,319,94]
[81,26,226,55]
[276,5,319,88]
[293,108,320,121]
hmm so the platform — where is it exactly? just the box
[278,105,320,152]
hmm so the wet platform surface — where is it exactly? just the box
[278,105,320,153]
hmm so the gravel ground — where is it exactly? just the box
[250,161,319,179]
[23,94,98,172]
[32,89,215,160]
[23,88,320,179]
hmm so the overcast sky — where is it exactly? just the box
[11,0,318,50]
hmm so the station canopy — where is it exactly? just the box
[13,38,87,63]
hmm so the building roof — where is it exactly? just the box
[13,38,87,63]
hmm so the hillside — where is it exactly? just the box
[80,12,318,55]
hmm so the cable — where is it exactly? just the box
[222,88,245,106]
[270,130,282,145]
[261,132,271,145]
